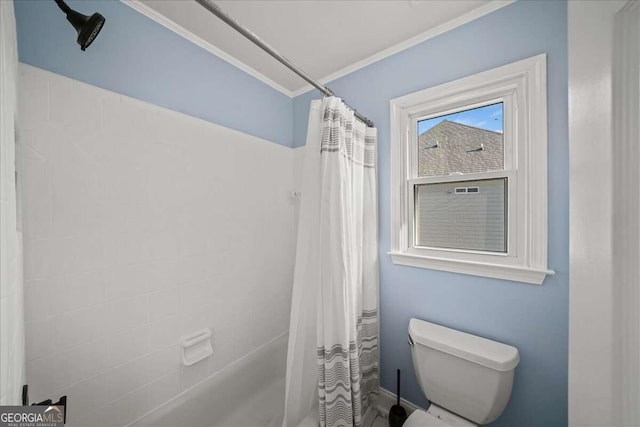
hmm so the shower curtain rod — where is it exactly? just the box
[194,0,375,128]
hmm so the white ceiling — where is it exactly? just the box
[137,0,507,96]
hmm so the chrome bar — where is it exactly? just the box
[194,0,374,127]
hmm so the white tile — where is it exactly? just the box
[102,327,149,370]
[146,106,198,146]
[23,238,56,280]
[19,65,298,422]
[26,272,105,325]
[147,316,181,351]
[26,356,56,400]
[149,259,183,291]
[102,386,150,427]
[48,73,100,132]
[178,254,213,285]
[96,154,150,238]
[135,345,179,384]
[101,356,153,404]
[53,340,105,390]
[50,272,105,315]
[253,305,280,349]
[145,229,181,262]
[273,292,292,335]
[20,145,51,238]
[208,275,237,326]
[50,144,106,238]
[102,296,148,336]
[102,361,139,403]
[54,305,106,351]
[180,304,214,336]
[105,263,155,302]
[25,235,107,278]
[209,324,235,375]
[18,65,49,129]
[175,202,238,257]
[25,320,54,361]
[179,357,208,391]
[231,312,254,360]
[60,374,109,419]
[147,288,182,323]
[18,122,72,163]
[103,233,153,268]
[180,280,214,313]
[24,279,55,322]
[101,95,147,143]
[145,370,180,410]
[145,145,190,206]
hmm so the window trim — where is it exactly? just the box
[389,54,554,285]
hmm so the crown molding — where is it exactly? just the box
[290,0,515,97]
[120,0,294,97]
[121,0,514,99]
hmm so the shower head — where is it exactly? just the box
[54,0,105,51]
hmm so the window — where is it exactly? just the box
[389,54,553,284]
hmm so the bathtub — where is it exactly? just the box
[131,333,288,427]
[130,332,380,427]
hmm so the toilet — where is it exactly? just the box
[405,318,520,427]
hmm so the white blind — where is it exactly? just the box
[415,178,507,252]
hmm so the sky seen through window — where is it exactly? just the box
[418,102,504,135]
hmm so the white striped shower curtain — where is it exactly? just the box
[283,97,378,427]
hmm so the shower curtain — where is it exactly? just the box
[0,0,25,406]
[283,97,378,427]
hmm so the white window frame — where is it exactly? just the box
[389,54,554,285]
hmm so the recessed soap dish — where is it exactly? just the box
[181,328,213,366]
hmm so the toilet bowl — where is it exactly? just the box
[404,404,476,427]
[407,318,519,426]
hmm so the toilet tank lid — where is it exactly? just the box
[409,319,519,372]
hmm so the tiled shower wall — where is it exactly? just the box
[18,64,296,426]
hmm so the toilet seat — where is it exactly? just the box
[403,405,477,427]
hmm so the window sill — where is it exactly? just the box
[388,251,554,285]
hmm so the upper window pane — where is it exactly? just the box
[417,103,504,177]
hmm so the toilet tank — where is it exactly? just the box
[408,319,519,425]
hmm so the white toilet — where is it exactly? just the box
[405,318,520,427]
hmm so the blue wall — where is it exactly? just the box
[294,1,568,426]
[14,0,293,147]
